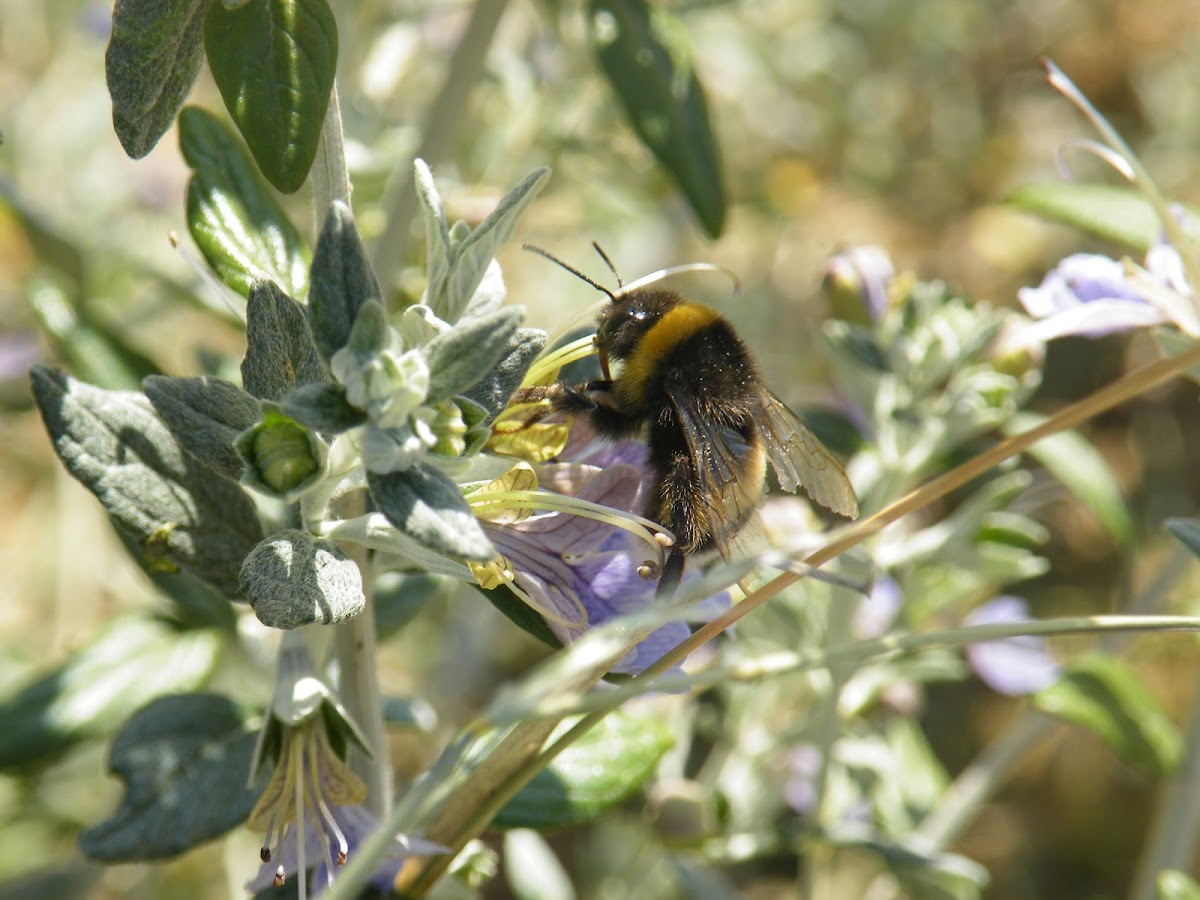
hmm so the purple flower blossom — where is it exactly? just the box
[246,804,444,897]
[1016,253,1169,340]
[965,596,1060,696]
[479,435,726,674]
[854,577,903,639]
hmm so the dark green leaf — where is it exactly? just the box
[1167,518,1200,559]
[1005,183,1160,253]
[242,280,328,401]
[80,693,262,860]
[143,375,261,481]
[1003,412,1135,547]
[368,464,494,562]
[106,0,207,158]
[239,530,365,629]
[424,307,524,403]
[824,829,987,900]
[475,584,561,650]
[0,617,222,770]
[180,107,309,297]
[589,0,725,237]
[203,0,338,193]
[1035,653,1182,776]
[461,328,546,421]
[30,366,264,596]
[307,203,382,361]
[494,711,674,829]
[280,382,366,433]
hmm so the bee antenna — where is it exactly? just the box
[590,241,623,288]
[522,244,618,301]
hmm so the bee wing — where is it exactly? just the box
[664,377,764,560]
[761,392,859,519]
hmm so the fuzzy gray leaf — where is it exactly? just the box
[30,366,262,597]
[242,280,327,401]
[415,159,452,311]
[424,307,524,404]
[280,382,367,434]
[239,530,365,629]
[106,0,207,158]
[80,693,262,860]
[307,202,382,362]
[462,327,546,420]
[368,464,493,562]
[143,375,260,481]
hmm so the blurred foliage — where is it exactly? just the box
[3,1,1200,898]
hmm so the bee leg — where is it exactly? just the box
[656,548,686,598]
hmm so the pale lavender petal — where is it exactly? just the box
[1016,299,1166,342]
[965,597,1060,696]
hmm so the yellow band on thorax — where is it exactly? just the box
[620,303,720,404]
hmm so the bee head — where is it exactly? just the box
[597,290,681,361]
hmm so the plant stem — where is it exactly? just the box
[311,80,392,817]
[368,0,510,282]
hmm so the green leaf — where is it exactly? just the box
[280,382,366,434]
[824,829,987,900]
[239,530,365,629]
[476,584,562,650]
[461,328,547,421]
[0,617,223,770]
[1167,518,1200,559]
[180,107,309,297]
[414,160,452,314]
[1153,327,1200,385]
[433,168,550,324]
[504,830,576,900]
[1035,653,1182,776]
[143,375,261,481]
[589,0,725,237]
[1159,870,1200,900]
[494,710,674,829]
[1003,412,1135,547]
[30,366,264,597]
[368,464,494,562]
[307,203,383,361]
[424,307,525,403]
[203,0,338,193]
[106,0,207,158]
[242,280,328,401]
[80,693,262,861]
[375,573,442,641]
[1005,183,1161,253]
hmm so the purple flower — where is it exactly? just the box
[1017,253,1169,340]
[853,577,903,639]
[247,803,444,897]
[823,245,896,323]
[965,596,1060,696]
[474,435,726,675]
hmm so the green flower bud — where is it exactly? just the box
[237,407,327,499]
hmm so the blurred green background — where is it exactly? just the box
[3,0,1200,897]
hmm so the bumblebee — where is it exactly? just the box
[518,245,859,596]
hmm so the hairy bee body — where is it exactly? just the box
[527,284,857,596]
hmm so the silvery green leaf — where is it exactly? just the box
[428,166,550,324]
[280,382,366,434]
[368,463,493,561]
[399,303,451,347]
[79,693,262,861]
[342,298,392,359]
[30,366,263,597]
[424,307,524,403]
[307,202,383,362]
[239,530,365,628]
[462,327,547,420]
[242,279,327,401]
[143,375,260,481]
[461,259,506,320]
[415,159,452,311]
[322,513,473,579]
[106,0,206,159]
[0,616,223,770]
